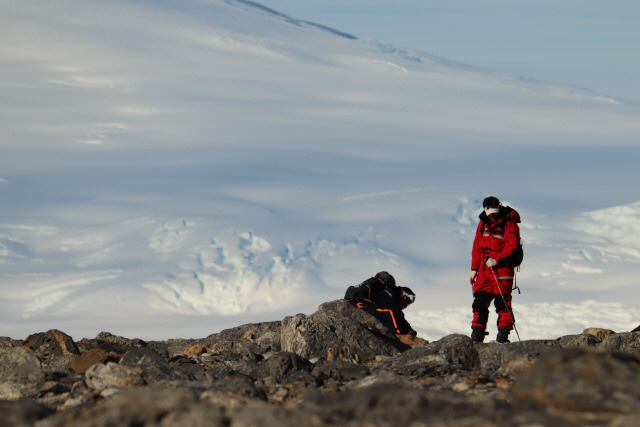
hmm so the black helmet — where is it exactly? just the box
[482,196,500,209]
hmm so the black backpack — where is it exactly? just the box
[344,273,395,302]
[505,244,524,268]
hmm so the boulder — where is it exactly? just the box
[206,321,282,354]
[602,331,640,352]
[280,300,409,362]
[145,341,170,360]
[556,333,601,348]
[84,362,145,390]
[0,336,23,351]
[37,384,227,427]
[256,352,310,382]
[22,329,79,362]
[10,311,640,426]
[298,382,514,426]
[371,334,479,380]
[475,339,561,376]
[0,347,45,399]
[311,360,371,383]
[512,348,640,421]
[0,399,53,427]
[76,331,146,355]
[120,348,195,382]
[44,354,78,374]
[582,327,615,341]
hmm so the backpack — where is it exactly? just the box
[505,243,524,268]
[344,277,393,302]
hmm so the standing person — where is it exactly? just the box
[469,196,521,343]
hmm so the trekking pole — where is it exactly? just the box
[490,268,521,342]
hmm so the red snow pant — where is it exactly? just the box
[471,268,514,330]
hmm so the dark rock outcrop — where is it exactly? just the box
[76,331,146,355]
[512,348,640,424]
[601,331,640,352]
[2,301,640,426]
[23,329,80,363]
[0,347,45,399]
[280,300,409,362]
[475,338,561,376]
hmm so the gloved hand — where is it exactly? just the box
[396,334,428,346]
[485,258,498,268]
[469,270,477,284]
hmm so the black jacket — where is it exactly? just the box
[366,287,414,335]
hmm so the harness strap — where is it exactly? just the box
[376,308,400,334]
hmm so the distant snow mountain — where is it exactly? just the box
[1,0,640,341]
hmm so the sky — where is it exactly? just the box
[264,0,640,104]
[1,0,640,342]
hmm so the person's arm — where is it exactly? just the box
[470,221,483,272]
[394,308,415,335]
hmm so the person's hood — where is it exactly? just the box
[479,205,521,224]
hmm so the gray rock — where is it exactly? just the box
[280,300,409,361]
[43,354,78,374]
[145,341,170,360]
[556,333,601,348]
[0,399,53,426]
[256,351,310,383]
[207,321,282,353]
[312,360,371,383]
[476,339,561,376]
[372,334,479,379]
[512,348,640,419]
[299,382,514,426]
[38,384,228,427]
[8,305,640,426]
[602,331,640,352]
[120,348,196,382]
[0,336,23,351]
[582,327,616,341]
[76,331,146,355]
[0,347,45,399]
[84,362,145,390]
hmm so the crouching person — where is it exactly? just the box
[345,272,426,345]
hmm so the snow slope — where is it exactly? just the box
[1,0,640,341]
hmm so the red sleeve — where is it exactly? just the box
[471,221,483,271]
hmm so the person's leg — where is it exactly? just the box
[471,290,492,342]
[374,308,400,334]
[494,285,514,343]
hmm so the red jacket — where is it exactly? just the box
[471,206,521,273]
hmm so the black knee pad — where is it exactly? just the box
[494,293,511,312]
[472,291,491,312]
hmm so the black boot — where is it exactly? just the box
[471,327,487,343]
[496,327,510,343]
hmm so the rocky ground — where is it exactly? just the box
[2,300,640,426]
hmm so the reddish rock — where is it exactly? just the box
[184,345,207,355]
[67,348,120,373]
